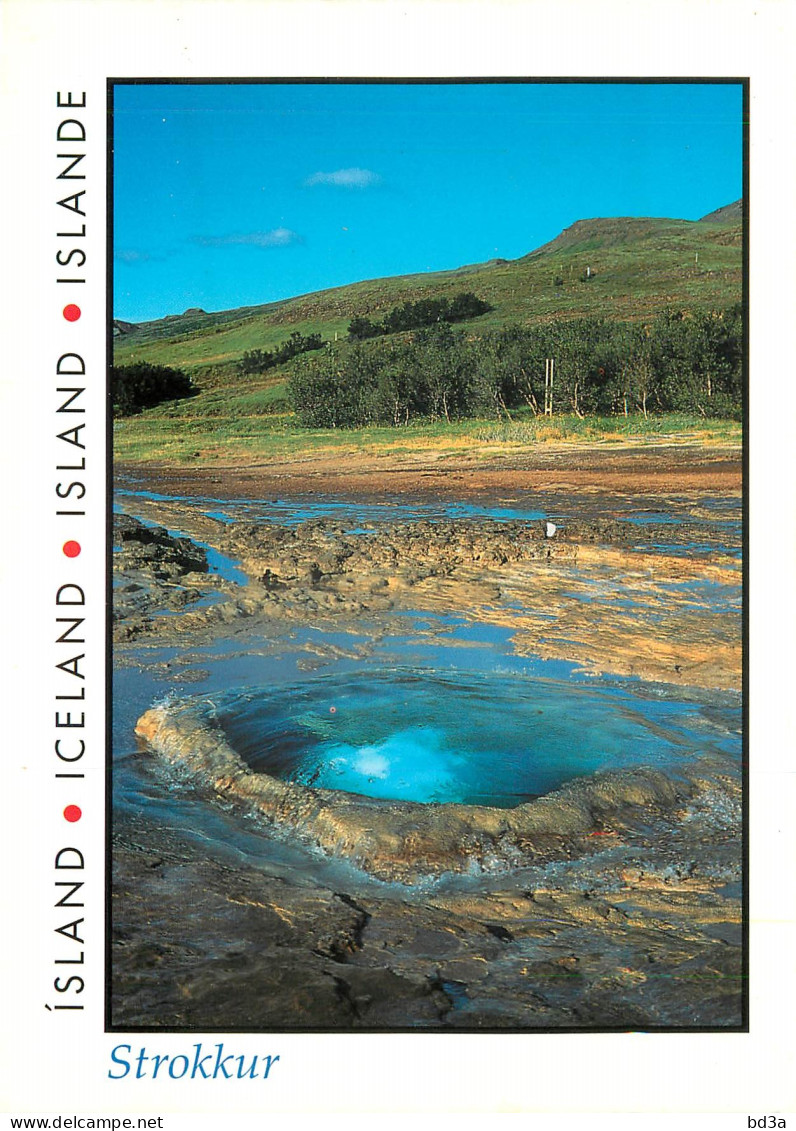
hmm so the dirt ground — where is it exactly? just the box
[116,440,742,502]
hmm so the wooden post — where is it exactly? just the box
[544,358,555,416]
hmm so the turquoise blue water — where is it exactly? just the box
[115,488,546,528]
[216,669,737,807]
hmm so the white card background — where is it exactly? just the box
[3,0,794,1121]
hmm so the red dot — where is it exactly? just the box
[63,540,81,558]
[63,805,82,823]
[63,304,81,322]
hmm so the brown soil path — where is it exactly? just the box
[117,441,741,502]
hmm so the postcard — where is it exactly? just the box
[3,0,794,1122]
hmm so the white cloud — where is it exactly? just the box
[114,248,153,264]
[193,228,303,248]
[304,167,381,189]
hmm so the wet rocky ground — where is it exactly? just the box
[113,800,742,1030]
[111,485,743,1031]
[113,502,741,688]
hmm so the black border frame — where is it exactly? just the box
[106,75,750,1035]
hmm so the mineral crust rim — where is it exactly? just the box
[135,699,700,884]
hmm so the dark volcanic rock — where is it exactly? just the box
[112,515,217,636]
[114,513,208,578]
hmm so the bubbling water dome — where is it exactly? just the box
[215,669,723,807]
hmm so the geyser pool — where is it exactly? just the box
[215,669,736,808]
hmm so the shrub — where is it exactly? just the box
[238,331,325,375]
[347,291,492,341]
[111,363,194,416]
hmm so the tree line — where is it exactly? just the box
[238,330,325,375]
[287,307,742,428]
[348,291,492,340]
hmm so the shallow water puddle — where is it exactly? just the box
[116,483,741,550]
[116,488,550,530]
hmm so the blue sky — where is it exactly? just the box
[113,82,743,323]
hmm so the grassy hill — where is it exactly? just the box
[113,204,742,465]
[114,204,742,377]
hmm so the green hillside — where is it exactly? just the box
[113,204,742,465]
[114,205,742,380]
